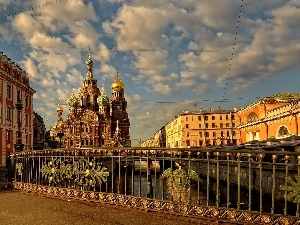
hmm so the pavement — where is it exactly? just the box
[0,168,236,225]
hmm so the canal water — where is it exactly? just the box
[101,168,298,216]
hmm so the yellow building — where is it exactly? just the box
[166,109,241,148]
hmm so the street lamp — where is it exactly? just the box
[57,131,64,148]
[14,99,24,152]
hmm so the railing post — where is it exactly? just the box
[6,153,13,188]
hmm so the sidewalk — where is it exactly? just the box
[0,186,238,225]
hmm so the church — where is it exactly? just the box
[49,53,131,147]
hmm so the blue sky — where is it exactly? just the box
[1,0,300,146]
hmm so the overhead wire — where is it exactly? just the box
[220,0,244,108]
[0,0,63,19]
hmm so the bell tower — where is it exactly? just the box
[110,68,131,146]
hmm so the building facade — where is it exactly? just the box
[0,52,35,166]
[33,111,46,147]
[165,109,241,148]
[50,53,131,147]
[237,93,300,142]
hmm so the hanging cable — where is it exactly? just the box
[220,0,244,108]
[0,0,63,19]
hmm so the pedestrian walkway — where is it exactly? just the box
[0,185,240,225]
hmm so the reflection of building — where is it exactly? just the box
[165,109,241,148]
[237,93,300,142]
[49,53,131,147]
[33,111,46,144]
[0,52,35,165]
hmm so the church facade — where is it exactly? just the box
[49,53,131,147]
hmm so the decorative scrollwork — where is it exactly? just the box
[41,158,109,187]
[16,163,23,175]
[280,175,300,203]
[161,165,200,191]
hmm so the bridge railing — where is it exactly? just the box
[6,147,300,224]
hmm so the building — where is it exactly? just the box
[153,126,166,147]
[0,52,35,166]
[49,53,131,147]
[237,93,300,142]
[165,109,241,148]
[32,111,46,149]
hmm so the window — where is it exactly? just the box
[6,130,12,142]
[198,124,201,128]
[17,90,21,101]
[185,124,189,128]
[213,132,216,137]
[233,131,236,136]
[87,95,90,105]
[25,96,29,107]
[199,132,202,137]
[7,84,11,99]
[231,114,235,120]
[205,132,209,137]
[220,123,223,128]
[227,131,230,137]
[186,140,190,146]
[212,123,216,128]
[25,114,28,126]
[226,115,229,120]
[226,123,230,127]
[212,116,215,120]
[221,131,224,137]
[205,123,208,128]
[186,132,190,137]
[220,115,223,120]
[6,106,11,120]
[232,123,235,127]
[186,117,188,121]
[198,116,202,121]
[204,115,208,120]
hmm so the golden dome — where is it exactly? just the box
[57,98,63,111]
[57,104,63,111]
[111,69,124,91]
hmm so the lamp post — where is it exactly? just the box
[57,131,64,148]
[14,99,24,152]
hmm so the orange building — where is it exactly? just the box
[237,93,300,143]
[0,52,35,166]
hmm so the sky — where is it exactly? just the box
[1,0,300,146]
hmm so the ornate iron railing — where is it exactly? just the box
[6,147,300,224]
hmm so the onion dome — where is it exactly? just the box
[67,88,79,107]
[111,68,124,91]
[57,98,63,112]
[86,52,94,68]
[97,82,109,105]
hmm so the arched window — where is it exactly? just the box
[277,126,289,137]
[186,132,190,137]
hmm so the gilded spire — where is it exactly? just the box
[85,49,94,79]
[101,82,106,95]
[97,82,109,105]
[57,98,63,112]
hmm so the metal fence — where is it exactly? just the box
[6,147,300,224]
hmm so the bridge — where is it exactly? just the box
[4,147,300,224]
